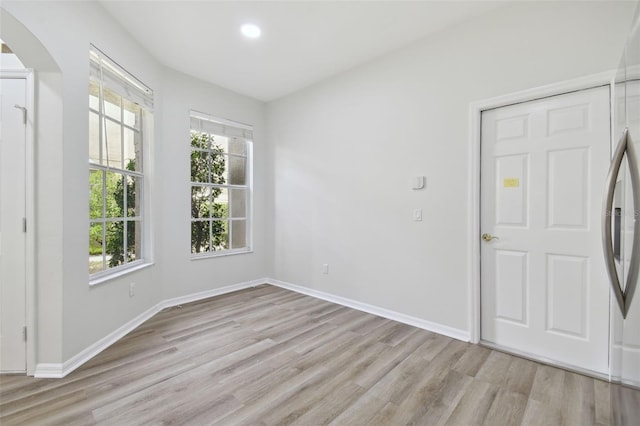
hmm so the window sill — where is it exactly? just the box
[190,248,253,261]
[89,261,154,287]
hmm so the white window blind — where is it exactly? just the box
[89,44,153,110]
[190,111,253,140]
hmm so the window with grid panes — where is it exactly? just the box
[190,112,252,256]
[89,45,152,279]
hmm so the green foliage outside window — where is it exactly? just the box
[89,160,139,272]
[191,131,228,253]
[106,160,137,267]
[89,171,120,256]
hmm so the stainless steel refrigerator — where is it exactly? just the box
[607,4,640,423]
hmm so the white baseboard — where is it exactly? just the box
[35,277,469,378]
[158,278,265,311]
[32,363,65,378]
[35,302,161,379]
[34,279,264,378]
[266,278,470,342]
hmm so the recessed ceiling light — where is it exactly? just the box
[241,24,261,39]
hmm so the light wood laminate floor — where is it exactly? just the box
[0,285,622,425]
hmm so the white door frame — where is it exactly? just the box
[1,69,36,375]
[467,71,616,345]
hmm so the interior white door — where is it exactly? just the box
[480,86,611,374]
[0,77,27,373]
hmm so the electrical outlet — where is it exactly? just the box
[322,264,329,274]
[129,282,135,297]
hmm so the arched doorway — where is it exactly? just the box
[0,8,62,375]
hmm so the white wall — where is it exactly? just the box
[266,1,636,336]
[0,1,267,365]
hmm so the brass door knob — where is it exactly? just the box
[482,233,499,242]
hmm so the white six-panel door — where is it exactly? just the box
[0,77,27,373]
[480,86,611,374]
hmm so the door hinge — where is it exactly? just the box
[23,326,27,341]
[14,104,27,125]
[22,217,27,233]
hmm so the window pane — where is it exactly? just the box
[126,220,141,262]
[126,176,141,218]
[105,119,122,169]
[231,220,247,249]
[191,185,212,219]
[212,187,229,218]
[190,131,209,150]
[105,220,124,268]
[105,172,124,218]
[123,128,141,172]
[211,220,228,251]
[89,169,104,219]
[210,148,226,184]
[214,135,228,152]
[191,220,209,254]
[89,223,104,274]
[89,111,101,164]
[228,138,246,156]
[230,188,247,218]
[122,98,141,128]
[228,155,246,185]
[190,150,210,183]
[103,87,122,121]
[89,81,100,111]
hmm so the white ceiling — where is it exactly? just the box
[99,1,506,102]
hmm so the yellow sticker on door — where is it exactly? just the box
[503,178,520,188]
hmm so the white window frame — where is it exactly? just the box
[190,110,253,258]
[89,45,153,285]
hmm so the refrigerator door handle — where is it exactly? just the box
[602,128,640,318]
[603,128,628,316]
